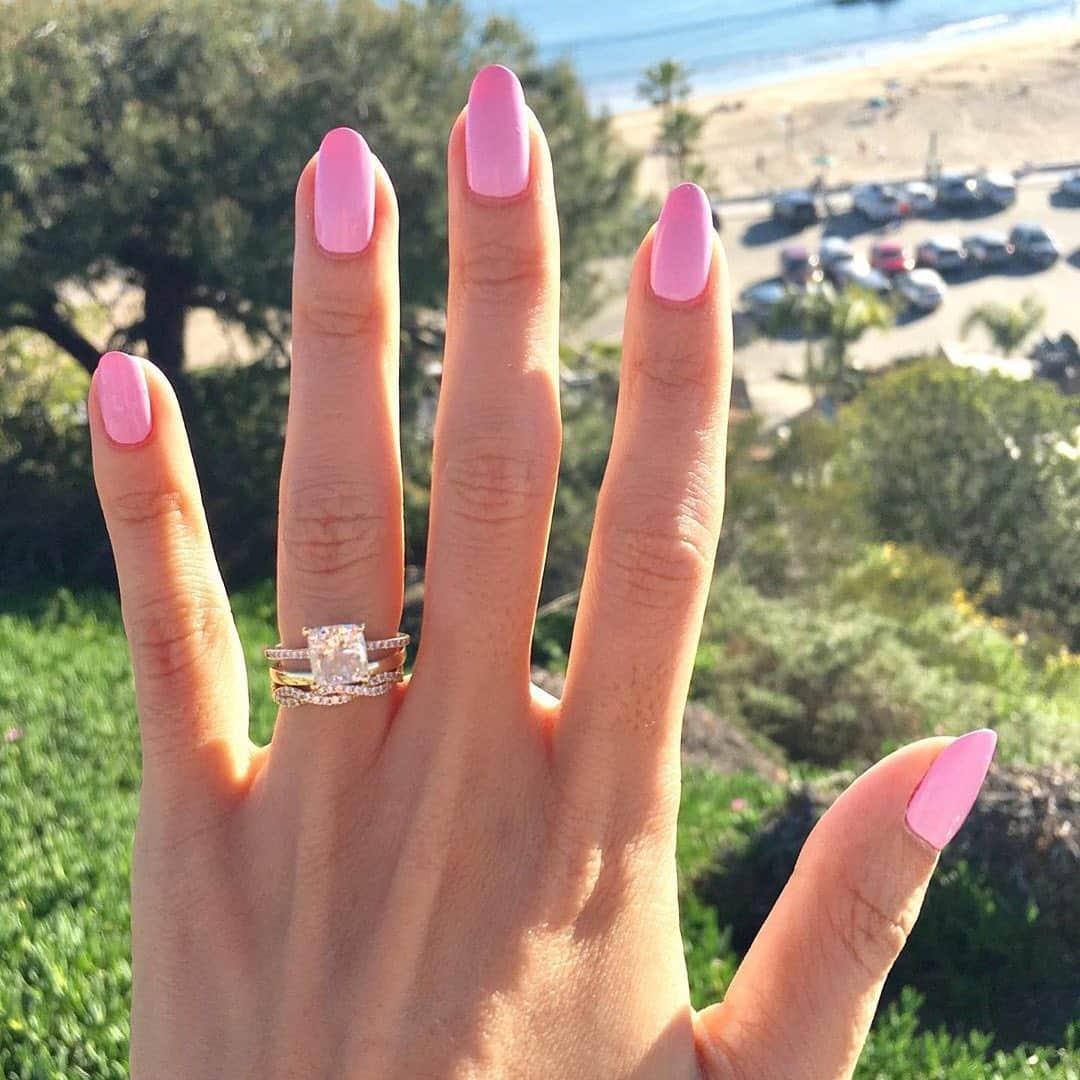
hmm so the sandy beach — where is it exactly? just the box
[612,20,1080,200]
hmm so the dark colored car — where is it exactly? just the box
[780,244,823,286]
[963,231,1014,268]
[1009,223,1060,267]
[915,235,967,275]
[936,171,981,212]
[772,189,819,228]
[869,240,915,276]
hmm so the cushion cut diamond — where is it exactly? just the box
[305,624,369,693]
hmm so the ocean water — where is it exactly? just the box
[465,0,1078,108]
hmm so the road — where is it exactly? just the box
[573,173,1080,426]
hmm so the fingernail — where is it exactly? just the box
[650,183,713,303]
[905,729,997,850]
[466,64,529,198]
[314,127,375,254]
[95,352,152,445]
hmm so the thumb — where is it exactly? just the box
[694,730,997,1080]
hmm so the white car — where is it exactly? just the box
[852,182,910,223]
[896,268,947,311]
[901,181,936,215]
[977,170,1017,208]
[819,236,854,275]
[832,255,892,295]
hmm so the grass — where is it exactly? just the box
[1,588,1077,1078]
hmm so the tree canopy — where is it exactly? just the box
[0,0,639,376]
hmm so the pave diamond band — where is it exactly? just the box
[264,630,410,663]
[270,649,406,688]
[272,669,404,708]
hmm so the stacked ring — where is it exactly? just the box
[264,624,409,708]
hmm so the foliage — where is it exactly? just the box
[962,295,1047,355]
[636,58,712,189]
[841,360,1080,646]
[0,0,639,374]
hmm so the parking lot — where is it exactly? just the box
[575,172,1080,426]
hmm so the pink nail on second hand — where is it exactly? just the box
[905,729,997,850]
[95,351,152,446]
[466,64,530,198]
[650,183,713,303]
[314,127,376,255]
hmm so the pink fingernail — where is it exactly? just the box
[466,65,529,198]
[314,127,375,255]
[650,183,713,303]
[95,352,152,445]
[905,729,997,850]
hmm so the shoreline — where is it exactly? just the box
[612,17,1080,199]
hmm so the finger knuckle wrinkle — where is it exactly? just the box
[282,480,387,578]
[441,443,553,527]
[601,515,713,610]
[826,877,911,980]
[127,588,229,686]
[458,235,547,299]
[297,295,383,349]
[630,344,711,402]
[109,488,188,532]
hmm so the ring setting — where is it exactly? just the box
[264,623,410,707]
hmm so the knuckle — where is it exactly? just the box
[456,232,548,302]
[823,874,912,980]
[125,582,231,690]
[599,507,715,613]
[281,478,389,579]
[628,341,712,404]
[108,487,188,533]
[439,436,555,529]
[296,294,384,350]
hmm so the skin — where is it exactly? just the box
[89,107,946,1079]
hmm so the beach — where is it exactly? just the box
[611,21,1080,200]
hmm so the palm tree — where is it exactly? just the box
[636,60,691,109]
[637,59,710,188]
[961,296,1046,355]
[767,285,894,404]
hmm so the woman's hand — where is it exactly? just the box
[88,65,995,1079]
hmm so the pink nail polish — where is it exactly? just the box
[466,65,529,198]
[314,127,375,255]
[905,729,997,850]
[95,352,152,445]
[650,183,713,303]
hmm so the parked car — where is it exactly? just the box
[977,170,1018,208]
[831,255,892,295]
[964,231,1014,268]
[1009,223,1060,267]
[894,267,946,311]
[915,235,967,275]
[901,180,936,216]
[852,182,910,223]
[1056,170,1080,203]
[772,189,819,228]
[740,279,790,324]
[936,171,981,212]
[870,239,915,275]
[819,236,854,280]
[780,244,823,285]
[895,268,947,311]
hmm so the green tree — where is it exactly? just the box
[961,295,1046,355]
[0,0,638,377]
[767,286,894,403]
[636,58,710,188]
[842,359,1080,644]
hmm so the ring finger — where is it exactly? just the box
[272,128,403,766]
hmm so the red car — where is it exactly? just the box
[870,240,915,276]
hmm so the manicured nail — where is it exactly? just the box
[95,352,152,445]
[905,729,997,850]
[650,183,713,302]
[314,127,375,255]
[466,65,529,198]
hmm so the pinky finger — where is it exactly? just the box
[89,352,250,807]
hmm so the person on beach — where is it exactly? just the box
[87,64,996,1078]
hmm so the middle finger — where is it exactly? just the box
[417,66,561,691]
